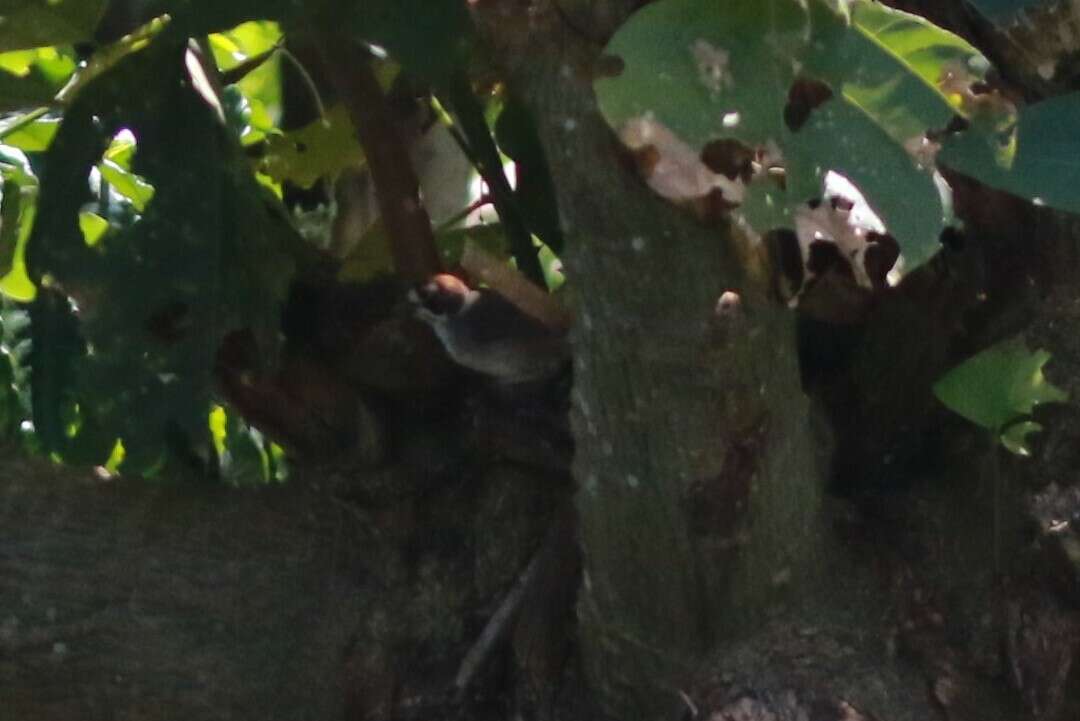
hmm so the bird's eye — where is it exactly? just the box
[416,284,458,315]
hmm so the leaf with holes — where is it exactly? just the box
[595,0,988,269]
[940,92,1080,214]
[259,105,365,189]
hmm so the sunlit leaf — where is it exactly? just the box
[0,46,76,111]
[0,46,75,83]
[98,158,155,212]
[259,104,364,188]
[538,241,564,292]
[210,21,282,140]
[209,21,281,71]
[0,196,35,301]
[208,404,227,456]
[1,114,60,152]
[1000,419,1042,457]
[933,337,1068,434]
[0,160,37,301]
[268,441,288,482]
[103,438,125,473]
[78,210,108,246]
[218,409,270,485]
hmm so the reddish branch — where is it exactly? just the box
[316,38,442,282]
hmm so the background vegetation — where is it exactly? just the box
[2,1,1080,719]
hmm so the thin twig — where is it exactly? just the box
[453,547,543,701]
[440,78,546,288]
[276,46,328,126]
[314,36,442,282]
[434,194,492,234]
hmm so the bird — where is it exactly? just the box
[409,274,570,385]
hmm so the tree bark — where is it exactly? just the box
[474,4,828,717]
[1,459,365,720]
[1,435,572,721]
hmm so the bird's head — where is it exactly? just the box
[408,273,478,324]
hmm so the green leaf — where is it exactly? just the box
[807,0,983,140]
[97,157,155,212]
[258,104,364,188]
[0,0,108,51]
[595,0,987,268]
[209,21,282,71]
[0,143,36,185]
[0,179,22,277]
[933,337,1068,434]
[218,409,271,485]
[27,32,298,472]
[597,0,805,148]
[0,45,75,83]
[210,21,283,144]
[78,210,108,246]
[1,114,60,151]
[0,157,37,301]
[1000,419,1042,457]
[783,97,945,268]
[940,92,1080,214]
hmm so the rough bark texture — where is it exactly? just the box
[0,451,573,721]
[7,2,1080,720]
[473,2,1080,720]
[475,4,826,717]
[1,460,363,720]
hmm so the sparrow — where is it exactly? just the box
[409,274,569,385]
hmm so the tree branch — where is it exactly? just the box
[315,37,442,283]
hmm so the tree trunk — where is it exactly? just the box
[475,5,829,717]
[475,2,1080,719]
